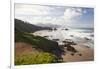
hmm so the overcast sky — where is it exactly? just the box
[15,4,94,28]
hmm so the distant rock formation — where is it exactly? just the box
[65,28,69,30]
[62,28,69,30]
[54,28,57,30]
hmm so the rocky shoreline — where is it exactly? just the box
[51,38,94,62]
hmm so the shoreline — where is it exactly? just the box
[61,45,94,62]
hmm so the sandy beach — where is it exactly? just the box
[15,42,94,63]
[62,45,94,62]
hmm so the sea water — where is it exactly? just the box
[33,27,94,48]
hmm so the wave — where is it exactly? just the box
[33,28,94,48]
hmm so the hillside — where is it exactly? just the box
[15,32,61,52]
[15,19,63,65]
[15,19,52,33]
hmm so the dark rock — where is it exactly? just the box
[65,41,77,45]
[70,35,74,37]
[66,45,78,53]
[54,28,57,30]
[65,28,69,30]
[78,53,82,56]
[90,34,94,37]
[71,53,74,56]
[62,41,67,43]
[52,39,59,41]
[43,36,49,37]
[84,37,90,40]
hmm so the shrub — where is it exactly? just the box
[15,52,57,65]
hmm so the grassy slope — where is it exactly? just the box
[15,32,60,52]
[15,32,62,65]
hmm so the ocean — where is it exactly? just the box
[33,27,94,48]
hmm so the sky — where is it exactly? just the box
[15,4,94,28]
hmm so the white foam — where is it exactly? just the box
[33,28,94,48]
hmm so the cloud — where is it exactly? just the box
[15,4,92,28]
[63,8,84,20]
[42,8,85,25]
[16,8,83,25]
[15,4,54,16]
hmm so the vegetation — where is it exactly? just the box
[15,19,52,33]
[15,19,63,65]
[15,52,58,65]
[15,31,61,52]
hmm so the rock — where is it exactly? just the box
[62,41,67,43]
[54,28,57,30]
[62,40,77,45]
[52,39,59,41]
[65,28,69,30]
[84,37,90,40]
[43,36,49,37]
[65,39,73,42]
[90,34,94,37]
[70,35,74,37]
[71,53,74,56]
[78,53,82,56]
[66,45,78,53]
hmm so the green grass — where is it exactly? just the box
[15,52,58,65]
